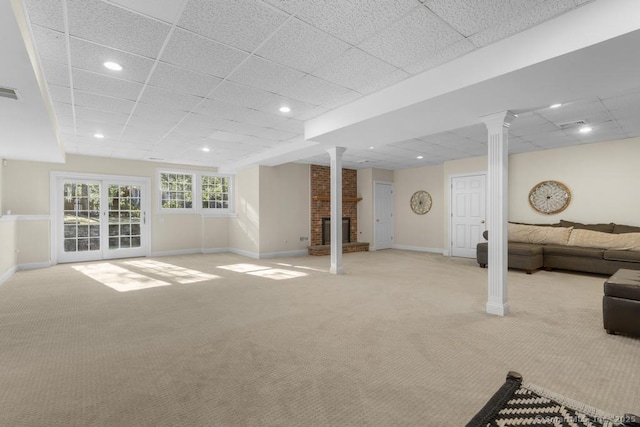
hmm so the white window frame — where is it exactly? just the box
[155,169,235,217]
[200,173,235,216]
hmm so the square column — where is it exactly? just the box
[328,147,346,275]
[482,111,516,316]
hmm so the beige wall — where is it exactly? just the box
[509,138,640,225]
[1,154,232,262]
[393,164,444,251]
[258,164,310,255]
[0,219,17,281]
[357,168,394,247]
[16,219,50,265]
[229,166,260,256]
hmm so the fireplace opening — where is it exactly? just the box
[322,217,350,245]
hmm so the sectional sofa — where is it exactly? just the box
[476,220,640,275]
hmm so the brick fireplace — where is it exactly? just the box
[308,165,369,256]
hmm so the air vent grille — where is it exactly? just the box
[556,120,587,130]
[0,86,19,100]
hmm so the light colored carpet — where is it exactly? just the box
[0,250,638,426]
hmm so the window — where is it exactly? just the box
[159,172,194,210]
[157,169,234,215]
[201,175,230,210]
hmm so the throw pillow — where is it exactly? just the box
[508,223,573,245]
[568,229,640,251]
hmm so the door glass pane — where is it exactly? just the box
[63,182,100,253]
[108,184,142,250]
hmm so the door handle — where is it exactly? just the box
[480,220,485,224]
[376,219,380,222]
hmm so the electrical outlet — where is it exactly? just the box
[299,236,309,241]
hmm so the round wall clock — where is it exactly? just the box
[410,190,432,215]
[528,180,571,215]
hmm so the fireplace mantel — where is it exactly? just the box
[311,195,363,202]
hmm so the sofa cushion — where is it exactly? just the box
[559,220,614,233]
[604,250,640,263]
[613,224,640,234]
[543,244,604,259]
[508,223,572,245]
[568,229,640,251]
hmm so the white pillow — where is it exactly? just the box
[508,223,573,245]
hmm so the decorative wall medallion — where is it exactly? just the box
[410,190,432,215]
[528,180,571,214]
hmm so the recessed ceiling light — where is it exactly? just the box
[93,133,104,139]
[279,106,291,113]
[103,61,122,71]
[417,155,424,159]
[578,126,592,134]
[550,103,562,109]
[369,146,374,149]
[202,147,210,152]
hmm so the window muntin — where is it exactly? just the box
[160,172,193,210]
[201,175,230,210]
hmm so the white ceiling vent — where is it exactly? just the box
[555,120,587,130]
[0,86,19,100]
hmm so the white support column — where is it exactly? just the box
[328,147,346,275]
[482,111,516,316]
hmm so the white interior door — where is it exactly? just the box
[450,174,486,258]
[374,181,393,250]
[56,176,148,263]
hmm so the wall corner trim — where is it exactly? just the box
[0,266,17,286]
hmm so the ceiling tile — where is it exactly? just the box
[74,105,130,125]
[194,99,250,120]
[72,69,143,100]
[255,95,318,118]
[67,0,171,58]
[232,109,289,128]
[274,118,305,134]
[73,90,136,114]
[138,86,203,111]
[260,0,303,14]
[356,69,410,95]
[40,60,70,87]
[359,7,464,68]
[161,29,248,78]
[292,105,328,121]
[279,75,351,106]
[402,38,475,74]
[69,37,155,83]
[149,62,222,97]
[468,0,576,47]
[208,81,275,109]
[30,26,67,65]
[260,128,300,141]
[24,0,65,32]
[602,90,640,112]
[312,48,399,91]
[178,0,288,52]
[423,0,542,37]
[320,90,362,110]
[256,18,350,73]
[48,84,72,103]
[107,0,189,24]
[227,56,305,93]
[296,0,419,45]
[133,103,189,123]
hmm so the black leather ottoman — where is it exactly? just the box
[603,269,640,337]
[477,242,543,274]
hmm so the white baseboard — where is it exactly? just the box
[202,247,231,254]
[392,244,445,254]
[18,261,51,271]
[228,248,259,259]
[150,248,203,257]
[258,249,308,259]
[0,266,17,285]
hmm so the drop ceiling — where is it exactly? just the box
[2,0,640,171]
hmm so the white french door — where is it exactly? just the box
[55,175,149,263]
[450,173,486,258]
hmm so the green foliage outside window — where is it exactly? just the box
[160,173,193,209]
[202,176,229,209]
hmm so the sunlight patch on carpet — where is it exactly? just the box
[217,263,271,273]
[72,263,171,292]
[123,260,220,284]
[247,268,307,280]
